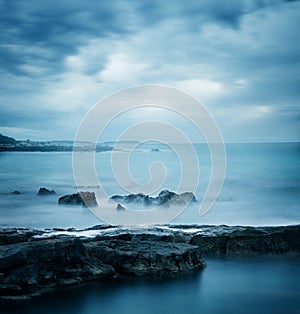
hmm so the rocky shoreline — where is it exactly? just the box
[0,224,299,299]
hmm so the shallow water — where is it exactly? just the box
[1,256,299,314]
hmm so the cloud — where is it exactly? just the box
[0,0,299,142]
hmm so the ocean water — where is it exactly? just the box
[0,142,299,228]
[1,256,300,314]
[0,143,299,314]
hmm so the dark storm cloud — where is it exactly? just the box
[136,0,297,28]
[1,0,296,78]
[0,0,299,141]
[0,0,131,77]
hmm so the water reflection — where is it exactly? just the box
[1,257,300,314]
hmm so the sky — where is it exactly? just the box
[0,0,299,142]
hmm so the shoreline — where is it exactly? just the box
[1,224,299,299]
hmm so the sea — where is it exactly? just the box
[0,142,299,228]
[0,142,299,313]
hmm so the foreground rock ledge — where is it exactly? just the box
[0,236,204,298]
[1,224,299,298]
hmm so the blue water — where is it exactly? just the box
[1,257,299,314]
[0,143,299,228]
[0,143,299,313]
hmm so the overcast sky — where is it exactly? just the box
[0,0,299,142]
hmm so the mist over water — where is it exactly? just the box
[0,142,299,228]
[1,143,299,314]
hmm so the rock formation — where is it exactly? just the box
[110,190,197,207]
[0,233,204,297]
[10,191,22,195]
[116,203,126,210]
[58,192,98,207]
[37,187,56,196]
[1,224,299,298]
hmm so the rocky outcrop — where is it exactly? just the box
[0,235,204,297]
[1,224,299,298]
[186,225,300,256]
[10,191,22,195]
[110,190,197,207]
[116,203,126,210]
[37,187,56,196]
[58,192,98,207]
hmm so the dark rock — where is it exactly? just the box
[110,190,197,207]
[0,238,111,296]
[188,225,300,256]
[0,236,205,297]
[85,240,204,277]
[58,191,98,207]
[157,190,176,206]
[37,187,56,196]
[1,224,299,298]
[11,191,22,195]
[179,192,197,203]
[0,229,44,245]
[116,204,126,210]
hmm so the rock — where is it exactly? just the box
[116,203,126,210]
[85,240,205,277]
[110,190,197,207]
[0,229,44,246]
[187,225,300,256]
[179,192,197,203]
[37,187,56,196]
[58,192,98,207]
[0,236,205,297]
[157,190,185,206]
[1,224,299,298]
[11,191,22,195]
[0,238,112,296]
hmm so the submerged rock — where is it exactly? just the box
[58,192,98,207]
[37,187,56,196]
[110,190,197,207]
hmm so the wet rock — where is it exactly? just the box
[110,190,197,207]
[0,229,44,245]
[116,204,126,210]
[179,192,197,203]
[188,225,300,256]
[1,224,299,298]
[58,192,98,207]
[0,238,110,296]
[10,191,22,195]
[0,236,205,297]
[85,240,204,277]
[37,187,56,196]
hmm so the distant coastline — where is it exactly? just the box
[0,133,112,152]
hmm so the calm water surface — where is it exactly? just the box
[1,257,299,314]
[0,143,299,313]
[0,143,299,227]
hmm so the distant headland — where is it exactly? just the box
[0,133,112,152]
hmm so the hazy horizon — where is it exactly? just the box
[2,132,300,145]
